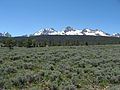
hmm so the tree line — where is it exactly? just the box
[1,35,120,49]
[1,37,89,49]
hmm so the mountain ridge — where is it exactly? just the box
[33,26,120,37]
[0,26,120,37]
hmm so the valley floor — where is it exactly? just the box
[0,45,120,90]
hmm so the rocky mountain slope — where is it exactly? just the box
[34,26,117,37]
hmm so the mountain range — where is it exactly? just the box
[34,26,120,37]
[0,26,120,37]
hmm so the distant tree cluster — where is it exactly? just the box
[3,38,89,49]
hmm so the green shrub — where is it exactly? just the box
[47,81,59,90]
[64,84,76,90]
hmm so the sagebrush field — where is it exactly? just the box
[0,45,120,90]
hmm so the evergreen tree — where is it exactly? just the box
[58,40,62,46]
[49,40,52,46]
[98,42,100,45]
[76,40,79,46]
[32,41,36,47]
[119,41,120,44]
[52,40,56,46]
[5,38,14,49]
[25,38,33,48]
[85,42,88,46]
[43,40,47,47]
[17,41,24,47]
[39,40,46,47]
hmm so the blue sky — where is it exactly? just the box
[0,0,120,36]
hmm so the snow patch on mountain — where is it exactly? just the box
[33,26,111,37]
[34,28,58,35]
[59,26,82,35]
[0,32,11,37]
[112,33,120,37]
[81,29,110,36]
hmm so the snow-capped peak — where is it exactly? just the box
[81,29,110,36]
[62,26,76,32]
[33,26,119,37]
[0,32,11,37]
[112,33,120,37]
[82,28,92,33]
[60,26,78,35]
[34,28,58,35]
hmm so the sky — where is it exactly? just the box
[0,0,120,36]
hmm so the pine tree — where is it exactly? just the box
[119,41,120,44]
[25,38,33,48]
[58,40,62,46]
[76,40,79,46]
[49,40,52,46]
[32,41,36,47]
[5,38,14,49]
[17,41,24,47]
[98,42,100,45]
[42,40,47,47]
[85,42,88,46]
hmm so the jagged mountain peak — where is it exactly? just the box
[112,33,120,37]
[0,32,11,37]
[34,28,58,35]
[62,26,76,32]
[82,28,92,32]
[64,26,73,30]
[33,26,120,37]
[49,28,55,30]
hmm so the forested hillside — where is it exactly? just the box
[1,35,120,47]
